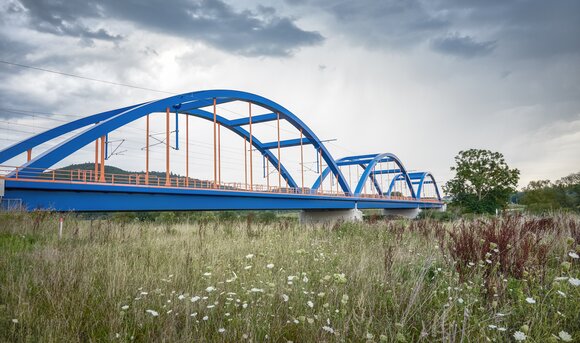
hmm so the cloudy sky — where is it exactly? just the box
[0,0,579,191]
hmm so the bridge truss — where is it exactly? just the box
[0,90,443,212]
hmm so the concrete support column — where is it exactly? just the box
[382,208,421,219]
[300,209,363,224]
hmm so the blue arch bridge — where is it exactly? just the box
[0,90,444,222]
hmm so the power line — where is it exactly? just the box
[0,59,359,159]
[0,60,176,95]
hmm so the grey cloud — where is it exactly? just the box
[14,0,324,57]
[17,0,121,42]
[317,0,448,49]
[440,1,580,58]
[431,34,496,58]
[285,0,580,59]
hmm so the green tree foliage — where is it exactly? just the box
[521,172,580,213]
[444,149,520,213]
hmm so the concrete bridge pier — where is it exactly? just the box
[299,208,363,224]
[382,207,422,219]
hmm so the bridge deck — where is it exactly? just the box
[1,167,443,211]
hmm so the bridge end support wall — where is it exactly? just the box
[299,209,363,225]
[382,207,422,219]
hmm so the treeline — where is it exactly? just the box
[516,171,580,213]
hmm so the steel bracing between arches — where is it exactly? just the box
[0,89,444,212]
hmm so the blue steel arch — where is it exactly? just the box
[313,153,417,198]
[0,103,144,164]
[409,171,442,201]
[4,90,352,194]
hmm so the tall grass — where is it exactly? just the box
[0,212,578,342]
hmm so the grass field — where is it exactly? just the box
[0,212,578,342]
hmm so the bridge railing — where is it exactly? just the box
[0,165,441,202]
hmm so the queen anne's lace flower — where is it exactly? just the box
[525,297,536,304]
[559,331,573,342]
[145,309,159,317]
[513,331,527,341]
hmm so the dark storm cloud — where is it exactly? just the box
[285,0,580,59]
[15,0,121,42]
[307,0,449,49]
[14,0,324,57]
[431,34,496,58]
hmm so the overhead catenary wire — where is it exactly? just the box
[0,60,176,95]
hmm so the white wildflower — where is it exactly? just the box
[334,273,347,284]
[282,294,289,302]
[559,331,573,342]
[218,328,225,333]
[498,327,507,331]
[555,276,569,281]
[206,286,216,293]
[145,309,159,317]
[203,272,212,276]
[513,331,527,341]
[488,325,497,329]
[568,277,580,286]
[307,301,314,308]
[322,326,335,334]
[525,297,536,304]
[244,265,252,270]
[303,276,309,283]
[266,263,275,269]
[557,290,567,297]
[457,298,464,304]
[12,319,18,324]
[287,275,296,281]
[250,288,264,293]
[245,254,254,259]
[191,312,197,317]
[366,333,374,339]
[207,305,215,309]
[191,296,200,303]
[242,303,248,309]
[178,295,186,300]
[202,316,209,321]
[568,252,579,259]
[140,292,148,295]
[121,305,129,310]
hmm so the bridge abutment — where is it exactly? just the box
[299,209,363,224]
[382,207,422,219]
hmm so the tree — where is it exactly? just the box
[520,172,580,213]
[444,149,520,213]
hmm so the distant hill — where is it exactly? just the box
[56,162,216,188]
[59,163,129,175]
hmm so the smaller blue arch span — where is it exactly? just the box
[312,152,418,198]
[408,171,442,201]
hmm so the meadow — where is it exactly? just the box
[0,211,578,342]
